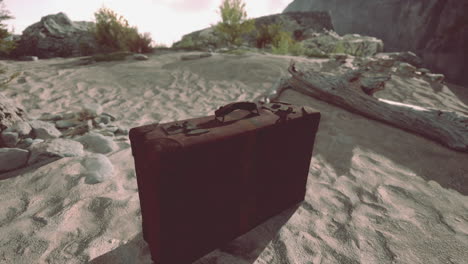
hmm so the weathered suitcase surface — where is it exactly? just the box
[129,101,320,264]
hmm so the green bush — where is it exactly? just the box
[214,0,255,46]
[91,7,153,53]
[256,23,282,49]
[0,1,16,57]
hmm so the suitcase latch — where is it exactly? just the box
[262,102,296,123]
[161,121,210,136]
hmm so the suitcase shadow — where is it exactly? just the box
[88,203,300,264]
[194,203,301,264]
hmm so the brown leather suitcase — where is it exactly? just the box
[129,101,320,264]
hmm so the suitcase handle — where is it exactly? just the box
[214,102,259,122]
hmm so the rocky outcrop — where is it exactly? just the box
[0,93,27,132]
[302,31,383,57]
[173,11,333,50]
[284,0,468,87]
[13,12,99,58]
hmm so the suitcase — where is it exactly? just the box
[129,101,320,264]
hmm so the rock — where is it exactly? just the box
[426,73,445,83]
[80,103,103,119]
[16,77,27,84]
[12,121,32,137]
[181,53,212,61]
[284,0,468,87]
[76,132,117,154]
[61,120,92,138]
[115,127,129,136]
[0,93,28,132]
[360,75,391,95]
[99,115,111,125]
[28,138,84,164]
[419,68,431,74]
[38,113,63,121]
[302,31,383,57]
[133,54,149,60]
[55,119,81,129]
[375,52,423,68]
[396,62,417,75]
[1,132,19,147]
[173,11,333,49]
[13,12,99,58]
[0,148,29,172]
[17,138,34,148]
[19,56,38,61]
[29,120,62,139]
[81,154,114,184]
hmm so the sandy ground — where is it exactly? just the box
[0,51,467,264]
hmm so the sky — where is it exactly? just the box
[3,0,291,46]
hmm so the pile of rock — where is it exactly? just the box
[0,103,129,183]
[302,31,384,57]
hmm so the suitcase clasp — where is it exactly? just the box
[162,121,210,136]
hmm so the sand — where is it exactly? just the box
[0,51,467,264]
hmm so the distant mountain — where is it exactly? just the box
[283,0,468,87]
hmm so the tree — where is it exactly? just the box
[215,0,254,46]
[0,0,16,56]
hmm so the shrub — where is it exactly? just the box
[0,0,16,57]
[214,0,255,46]
[91,7,153,53]
[271,31,295,55]
[255,23,282,49]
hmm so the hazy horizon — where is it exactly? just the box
[3,0,291,46]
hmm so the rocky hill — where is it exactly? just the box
[283,0,468,87]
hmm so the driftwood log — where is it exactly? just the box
[286,61,468,153]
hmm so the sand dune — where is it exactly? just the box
[0,51,467,264]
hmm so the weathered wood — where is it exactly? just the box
[286,61,468,153]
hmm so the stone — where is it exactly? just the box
[76,132,117,154]
[396,62,417,75]
[38,113,63,121]
[80,103,103,119]
[284,0,468,87]
[17,77,27,84]
[28,138,84,164]
[17,138,34,148]
[13,12,99,59]
[1,131,19,147]
[302,31,383,57]
[19,56,39,61]
[0,93,28,131]
[133,54,149,60]
[0,148,29,172]
[115,127,129,136]
[375,52,423,68]
[29,120,62,139]
[55,119,81,129]
[426,73,445,83]
[81,154,114,184]
[99,115,111,125]
[12,121,32,136]
[419,68,431,74]
[181,53,212,61]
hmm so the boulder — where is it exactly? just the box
[133,54,149,60]
[0,93,28,135]
[76,132,117,154]
[11,121,32,137]
[13,12,99,58]
[29,120,62,139]
[28,138,84,164]
[375,52,423,68]
[284,0,468,87]
[80,103,103,119]
[1,131,19,147]
[302,32,383,57]
[0,148,29,172]
[81,154,114,184]
[173,11,333,49]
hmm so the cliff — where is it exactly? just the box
[284,0,468,87]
